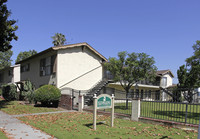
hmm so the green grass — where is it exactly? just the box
[18,112,197,139]
[0,99,64,115]
[141,102,200,125]
[0,129,8,139]
[101,101,200,125]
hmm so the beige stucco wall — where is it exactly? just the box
[20,51,57,88]
[57,47,103,92]
[13,64,20,83]
[161,74,173,87]
[0,67,13,84]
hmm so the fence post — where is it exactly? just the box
[78,93,84,112]
[131,98,140,121]
[185,103,188,124]
[93,94,97,130]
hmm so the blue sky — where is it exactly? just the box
[7,0,200,83]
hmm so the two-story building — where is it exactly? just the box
[0,42,175,102]
[14,43,107,94]
[105,69,174,101]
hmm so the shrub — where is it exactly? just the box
[0,88,2,96]
[34,85,61,107]
[21,80,35,103]
[2,84,17,101]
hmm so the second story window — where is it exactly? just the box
[21,64,30,72]
[161,77,167,87]
[40,55,56,76]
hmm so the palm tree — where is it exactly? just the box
[51,33,66,46]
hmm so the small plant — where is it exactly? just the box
[34,85,61,107]
[2,84,17,101]
[0,88,2,96]
[22,80,35,103]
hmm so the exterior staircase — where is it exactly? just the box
[84,79,112,106]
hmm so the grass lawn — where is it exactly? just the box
[0,99,64,115]
[0,129,8,139]
[99,101,200,125]
[141,101,200,125]
[18,112,197,139]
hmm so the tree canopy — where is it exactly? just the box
[0,0,18,52]
[177,40,200,88]
[176,40,200,103]
[104,51,157,108]
[51,33,66,46]
[15,50,37,63]
[0,49,13,70]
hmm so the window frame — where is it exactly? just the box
[21,64,30,73]
[40,55,56,76]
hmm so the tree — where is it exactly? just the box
[0,49,13,70]
[15,50,37,63]
[185,40,200,87]
[51,33,66,46]
[0,0,18,52]
[176,40,200,103]
[104,51,157,109]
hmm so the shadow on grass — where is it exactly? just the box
[34,103,58,108]
[153,110,200,121]
[84,122,108,129]
[0,99,12,109]
[114,105,131,110]
[159,136,169,139]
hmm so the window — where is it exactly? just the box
[40,55,56,76]
[136,89,139,98]
[161,77,167,87]
[155,90,160,100]
[141,89,143,99]
[148,90,151,98]
[21,64,30,72]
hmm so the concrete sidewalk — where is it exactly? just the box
[0,110,74,139]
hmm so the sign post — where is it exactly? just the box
[111,94,114,127]
[93,94,114,130]
[93,94,97,130]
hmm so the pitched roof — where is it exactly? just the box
[156,70,174,78]
[52,42,107,62]
[16,42,107,64]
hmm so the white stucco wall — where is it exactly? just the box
[20,51,57,88]
[57,47,103,92]
[13,64,20,83]
[161,74,173,87]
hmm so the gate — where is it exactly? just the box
[59,87,82,110]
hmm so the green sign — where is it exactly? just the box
[97,94,112,109]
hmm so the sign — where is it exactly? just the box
[93,94,114,130]
[97,94,112,109]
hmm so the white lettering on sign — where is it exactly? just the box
[97,101,111,106]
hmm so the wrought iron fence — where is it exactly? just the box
[140,100,200,125]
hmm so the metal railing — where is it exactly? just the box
[140,100,200,125]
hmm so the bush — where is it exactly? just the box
[0,88,2,96]
[34,85,61,107]
[21,80,35,103]
[2,84,17,101]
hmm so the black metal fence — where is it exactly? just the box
[140,101,200,125]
